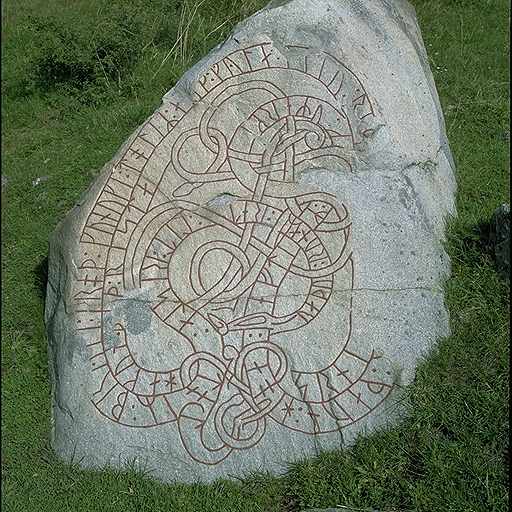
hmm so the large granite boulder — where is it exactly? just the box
[45,0,456,483]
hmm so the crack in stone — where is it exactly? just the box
[54,397,75,422]
[401,145,443,174]
[100,285,438,308]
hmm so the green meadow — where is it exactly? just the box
[2,0,509,510]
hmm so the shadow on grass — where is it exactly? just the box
[34,255,49,302]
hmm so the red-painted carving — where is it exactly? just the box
[75,42,394,464]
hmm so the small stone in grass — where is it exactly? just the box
[32,176,49,187]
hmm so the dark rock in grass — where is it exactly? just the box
[490,203,510,278]
[45,0,456,484]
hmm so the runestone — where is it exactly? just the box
[78,42,393,464]
[46,0,456,483]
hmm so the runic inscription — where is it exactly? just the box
[74,42,394,465]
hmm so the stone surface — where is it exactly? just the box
[491,203,510,278]
[45,0,456,484]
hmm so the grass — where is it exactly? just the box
[1,0,509,510]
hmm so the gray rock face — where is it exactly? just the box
[45,0,456,483]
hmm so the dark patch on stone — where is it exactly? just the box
[119,297,153,335]
[64,329,83,365]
